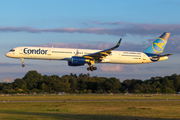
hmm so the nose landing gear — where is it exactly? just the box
[20,58,25,67]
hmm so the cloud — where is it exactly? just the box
[120,37,180,53]
[164,37,180,53]
[90,21,124,25]
[40,36,180,53]
[1,22,180,36]
[99,64,136,72]
[89,21,180,36]
[0,26,108,34]
[40,42,113,50]
[0,62,33,67]
[0,62,20,67]
[139,66,174,72]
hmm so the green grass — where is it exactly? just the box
[0,101,180,120]
[0,94,180,120]
[0,94,180,101]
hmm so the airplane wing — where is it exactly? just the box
[151,53,173,58]
[83,38,122,61]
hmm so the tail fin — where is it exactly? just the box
[143,32,170,54]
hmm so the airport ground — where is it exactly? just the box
[0,94,180,120]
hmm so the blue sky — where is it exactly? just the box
[0,0,180,82]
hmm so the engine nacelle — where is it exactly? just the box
[68,56,90,66]
[68,61,84,66]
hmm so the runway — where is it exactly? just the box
[1,99,180,102]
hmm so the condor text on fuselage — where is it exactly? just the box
[23,48,48,55]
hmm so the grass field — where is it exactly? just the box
[0,94,180,120]
[0,94,180,101]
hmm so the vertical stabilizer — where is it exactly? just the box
[143,32,170,54]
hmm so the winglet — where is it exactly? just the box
[112,38,122,50]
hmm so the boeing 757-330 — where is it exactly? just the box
[6,32,172,71]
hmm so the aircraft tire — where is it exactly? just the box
[22,64,25,67]
[90,66,94,71]
[93,67,97,70]
[87,67,90,71]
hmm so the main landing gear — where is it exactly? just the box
[87,60,97,71]
[20,58,25,67]
[87,66,97,71]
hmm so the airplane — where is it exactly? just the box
[3,77,14,83]
[6,32,172,71]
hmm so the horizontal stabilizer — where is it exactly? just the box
[152,53,173,58]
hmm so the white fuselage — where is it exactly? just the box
[5,46,169,64]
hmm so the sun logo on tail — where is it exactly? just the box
[152,38,166,53]
[154,43,165,50]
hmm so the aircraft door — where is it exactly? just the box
[118,53,121,58]
[19,48,23,54]
[47,49,51,55]
[118,53,123,63]
[143,54,146,60]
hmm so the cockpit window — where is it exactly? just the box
[9,49,15,52]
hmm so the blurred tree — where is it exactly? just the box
[13,78,25,89]
[22,70,43,90]
[103,77,121,93]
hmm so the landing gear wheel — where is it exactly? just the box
[93,67,97,70]
[22,64,25,67]
[90,66,94,71]
[87,67,90,71]
[87,66,97,71]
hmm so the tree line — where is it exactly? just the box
[0,70,180,94]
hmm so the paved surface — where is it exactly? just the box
[1,99,180,102]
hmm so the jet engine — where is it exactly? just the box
[68,56,90,66]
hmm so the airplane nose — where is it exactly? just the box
[5,52,10,57]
